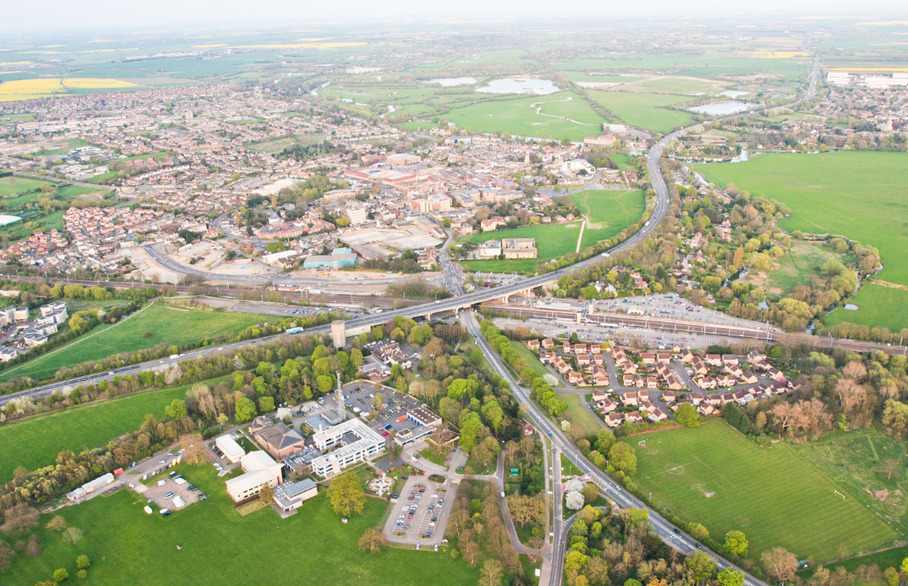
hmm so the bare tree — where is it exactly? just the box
[480,560,504,586]
[761,547,798,583]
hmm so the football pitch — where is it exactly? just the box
[632,421,897,562]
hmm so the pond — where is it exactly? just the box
[687,101,751,116]
[426,77,477,87]
[719,90,749,98]
[476,78,560,95]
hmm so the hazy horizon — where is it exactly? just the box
[1,0,906,36]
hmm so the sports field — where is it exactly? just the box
[0,381,219,484]
[444,92,608,141]
[569,189,646,248]
[633,421,897,562]
[793,428,908,534]
[0,303,276,383]
[2,464,480,585]
[588,90,697,134]
[697,152,908,330]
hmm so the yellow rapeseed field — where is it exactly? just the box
[0,78,64,97]
[0,77,137,101]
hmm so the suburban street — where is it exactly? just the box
[461,309,767,586]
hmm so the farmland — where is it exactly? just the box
[0,303,278,383]
[697,152,908,330]
[0,464,480,585]
[443,92,609,141]
[632,421,897,562]
[588,90,698,134]
[0,381,214,484]
[0,77,137,101]
[569,189,646,249]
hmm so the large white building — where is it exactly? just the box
[311,419,385,478]
[215,434,246,463]
[225,450,284,503]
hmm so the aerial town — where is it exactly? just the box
[0,7,906,586]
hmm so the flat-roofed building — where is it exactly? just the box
[215,434,246,463]
[408,405,441,428]
[273,478,318,512]
[311,419,385,478]
[225,450,284,503]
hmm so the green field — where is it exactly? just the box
[792,429,908,535]
[1,464,480,585]
[825,284,908,332]
[742,240,851,298]
[0,303,276,383]
[510,340,550,378]
[0,382,212,484]
[444,92,608,141]
[460,221,582,273]
[697,152,908,330]
[0,175,50,196]
[632,421,897,562]
[553,53,810,81]
[556,392,603,438]
[569,189,646,248]
[589,90,697,133]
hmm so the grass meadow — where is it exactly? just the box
[588,90,697,133]
[0,175,50,196]
[569,189,646,249]
[459,221,582,273]
[697,152,908,330]
[0,303,276,383]
[443,92,608,141]
[793,429,908,535]
[741,240,852,299]
[0,382,216,484]
[632,421,897,562]
[0,464,481,585]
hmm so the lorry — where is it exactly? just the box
[285,327,304,334]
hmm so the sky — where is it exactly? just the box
[1,0,906,35]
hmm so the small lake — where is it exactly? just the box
[426,77,476,87]
[687,101,751,116]
[477,78,560,95]
[719,90,749,98]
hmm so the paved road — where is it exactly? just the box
[461,309,766,586]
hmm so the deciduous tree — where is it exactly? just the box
[327,471,365,517]
[762,547,798,582]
